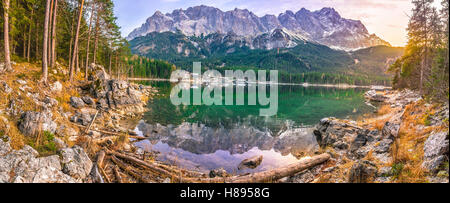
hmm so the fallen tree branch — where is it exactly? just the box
[114,166,124,183]
[107,150,182,182]
[96,150,110,183]
[83,110,99,136]
[111,155,150,183]
[73,123,146,140]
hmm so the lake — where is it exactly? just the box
[133,81,374,174]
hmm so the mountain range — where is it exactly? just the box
[126,6,404,85]
[127,6,390,51]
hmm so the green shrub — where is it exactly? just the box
[391,162,404,180]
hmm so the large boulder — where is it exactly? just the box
[89,66,143,110]
[422,132,449,172]
[364,90,388,102]
[0,140,77,183]
[18,111,57,137]
[59,145,93,181]
[314,118,364,149]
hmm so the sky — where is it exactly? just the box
[112,0,443,47]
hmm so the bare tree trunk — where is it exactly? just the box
[50,0,58,68]
[85,1,96,80]
[35,16,40,60]
[23,32,27,58]
[48,0,54,64]
[93,3,101,65]
[2,0,12,72]
[108,51,112,75]
[68,11,75,70]
[27,8,34,63]
[69,0,85,82]
[41,0,52,85]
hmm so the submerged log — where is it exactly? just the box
[107,150,330,183]
[184,153,331,183]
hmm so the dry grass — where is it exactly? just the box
[389,101,447,183]
[0,62,85,151]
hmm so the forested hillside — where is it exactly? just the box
[389,0,449,101]
[0,0,130,80]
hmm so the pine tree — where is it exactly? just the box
[2,0,12,73]
[41,0,52,85]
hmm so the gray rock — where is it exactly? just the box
[209,168,229,178]
[53,137,68,149]
[0,140,78,183]
[365,90,388,102]
[422,155,446,173]
[333,141,349,150]
[0,80,12,94]
[18,111,57,137]
[374,139,394,154]
[382,122,400,139]
[16,79,27,85]
[377,167,392,177]
[60,146,93,180]
[81,96,95,106]
[238,155,263,170]
[350,133,367,152]
[323,166,337,173]
[423,132,449,160]
[50,81,63,93]
[348,161,377,183]
[31,166,76,183]
[422,132,449,172]
[289,170,315,183]
[70,97,85,108]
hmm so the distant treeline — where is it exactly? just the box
[126,55,176,79]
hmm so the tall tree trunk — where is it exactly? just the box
[23,32,27,58]
[48,0,54,64]
[108,51,112,75]
[27,8,34,63]
[69,0,85,82]
[35,20,39,60]
[68,10,76,71]
[2,0,12,72]
[93,3,101,65]
[50,0,58,68]
[85,1,96,80]
[41,0,52,85]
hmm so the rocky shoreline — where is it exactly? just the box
[280,89,449,183]
[1,63,448,183]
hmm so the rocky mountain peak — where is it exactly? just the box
[127,6,391,50]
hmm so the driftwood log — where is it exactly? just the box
[96,150,110,183]
[114,166,124,183]
[107,150,330,183]
[111,155,151,183]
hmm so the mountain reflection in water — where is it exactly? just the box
[135,121,318,173]
[133,81,372,173]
